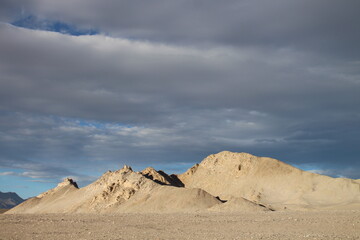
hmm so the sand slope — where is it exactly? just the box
[178,151,360,210]
[209,197,272,212]
[116,186,221,213]
[7,165,221,214]
[7,151,360,214]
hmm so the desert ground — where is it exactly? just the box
[1,210,359,240]
[3,152,359,239]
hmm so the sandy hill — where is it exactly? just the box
[0,191,24,209]
[6,151,360,214]
[178,151,360,210]
[6,165,224,214]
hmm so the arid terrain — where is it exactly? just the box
[1,211,359,240]
[2,151,360,239]
[6,152,360,214]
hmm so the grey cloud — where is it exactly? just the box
[4,0,360,60]
[0,0,35,21]
[1,24,359,124]
[0,25,359,154]
[0,1,360,185]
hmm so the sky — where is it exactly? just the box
[0,0,359,198]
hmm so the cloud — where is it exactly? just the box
[1,23,359,122]
[0,172,16,176]
[3,1,360,59]
[0,155,97,187]
[0,171,56,179]
[0,24,359,168]
[0,0,360,191]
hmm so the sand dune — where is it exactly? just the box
[7,151,360,214]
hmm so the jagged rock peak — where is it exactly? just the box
[36,177,79,198]
[140,167,184,187]
[140,167,160,177]
[57,178,79,188]
[121,165,133,172]
[140,167,170,185]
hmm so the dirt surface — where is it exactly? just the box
[1,211,359,240]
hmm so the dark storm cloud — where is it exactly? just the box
[0,0,359,189]
[0,23,359,170]
[4,0,360,59]
[0,0,34,21]
[1,24,359,122]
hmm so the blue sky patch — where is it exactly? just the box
[11,15,98,36]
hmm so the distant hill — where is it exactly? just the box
[0,191,24,209]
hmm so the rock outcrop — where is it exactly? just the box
[140,167,183,187]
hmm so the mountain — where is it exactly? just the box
[178,151,360,210]
[0,191,24,209]
[6,151,360,214]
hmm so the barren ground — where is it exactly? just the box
[1,210,359,240]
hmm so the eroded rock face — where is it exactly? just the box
[57,178,79,188]
[89,165,157,208]
[140,167,171,185]
[139,167,184,187]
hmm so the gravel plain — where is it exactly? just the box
[1,210,359,240]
